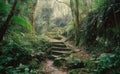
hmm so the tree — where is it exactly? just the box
[70,0,80,45]
[0,0,17,42]
[30,1,37,29]
[0,0,36,42]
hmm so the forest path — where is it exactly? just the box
[50,36,92,60]
[42,59,67,74]
[63,36,92,60]
[42,35,91,74]
[42,36,68,74]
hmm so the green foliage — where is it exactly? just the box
[64,21,74,37]
[0,0,49,74]
[94,53,120,74]
[0,0,9,27]
[29,58,39,69]
[69,69,80,74]
[66,58,80,67]
[77,0,120,50]
[53,57,65,67]
[11,16,32,30]
[6,63,30,74]
[95,53,115,71]
[0,33,50,73]
[0,1,9,16]
[65,0,120,74]
[65,56,84,70]
[91,0,107,10]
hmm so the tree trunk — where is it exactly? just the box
[70,0,76,39]
[70,0,80,45]
[0,0,17,42]
[75,0,80,45]
[30,1,37,32]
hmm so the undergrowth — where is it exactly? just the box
[0,33,50,74]
[64,0,120,74]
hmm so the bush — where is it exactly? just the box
[94,53,120,74]
[53,57,66,67]
[0,33,50,74]
[65,58,84,70]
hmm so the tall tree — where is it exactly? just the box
[0,0,17,42]
[75,0,80,45]
[70,0,80,45]
[30,1,37,28]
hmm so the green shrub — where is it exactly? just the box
[0,33,50,73]
[66,58,84,70]
[94,53,120,74]
[69,69,80,74]
[53,57,65,67]
[29,58,39,69]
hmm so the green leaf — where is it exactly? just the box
[0,1,9,16]
[11,16,32,30]
[0,66,4,70]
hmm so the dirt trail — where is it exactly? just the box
[60,36,92,60]
[42,36,68,74]
[41,35,91,74]
[43,60,67,74]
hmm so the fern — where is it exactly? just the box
[11,16,32,30]
[92,0,107,10]
[0,1,9,16]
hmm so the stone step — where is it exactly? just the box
[53,36,62,40]
[48,55,59,60]
[51,55,59,58]
[51,47,71,51]
[51,42,64,45]
[52,44,66,47]
[52,51,70,55]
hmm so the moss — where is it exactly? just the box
[53,58,65,67]
[29,58,39,69]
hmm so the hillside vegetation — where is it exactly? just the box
[0,0,120,74]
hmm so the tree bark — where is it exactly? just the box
[70,0,80,45]
[31,2,37,27]
[0,0,17,42]
[75,0,80,45]
[29,1,37,33]
[70,0,75,33]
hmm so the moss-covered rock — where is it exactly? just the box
[29,58,39,69]
[53,57,66,67]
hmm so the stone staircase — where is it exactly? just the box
[50,41,73,60]
[48,36,85,71]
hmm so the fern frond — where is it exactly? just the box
[11,16,32,30]
[0,1,9,16]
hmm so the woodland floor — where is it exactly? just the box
[43,60,67,74]
[41,35,92,74]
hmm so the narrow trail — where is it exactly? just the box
[42,35,91,74]
[58,36,92,60]
[43,60,67,74]
[63,37,92,60]
[42,36,68,74]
